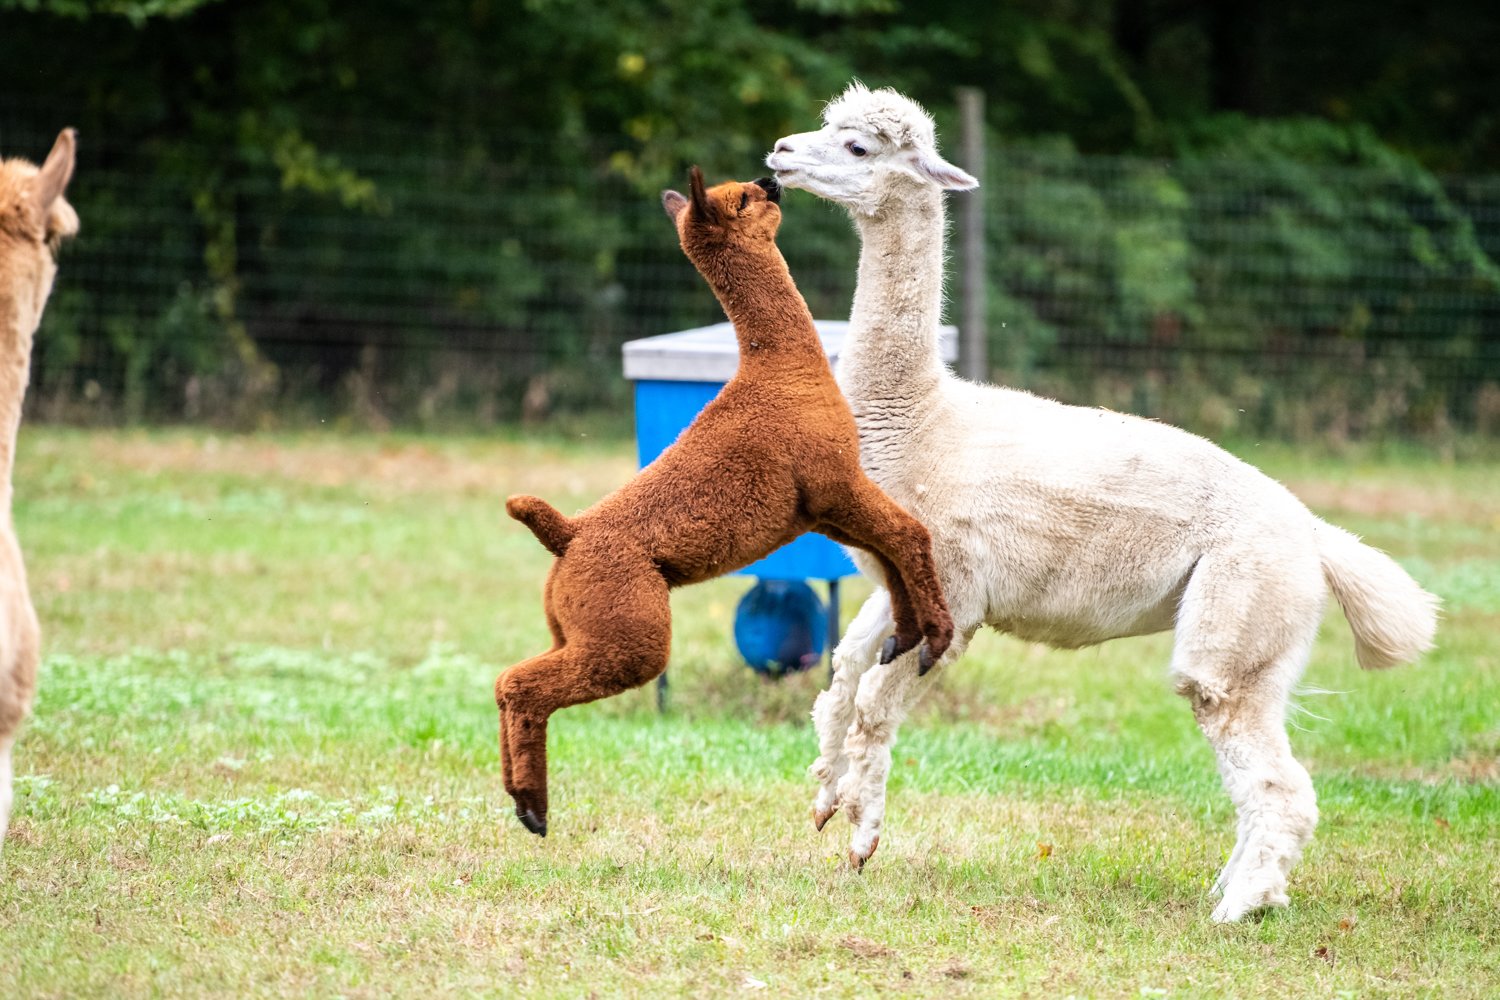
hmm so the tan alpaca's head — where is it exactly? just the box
[661,166,782,264]
[0,128,80,328]
[765,82,976,215]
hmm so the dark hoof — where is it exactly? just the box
[517,807,547,837]
[918,643,935,676]
[879,635,898,665]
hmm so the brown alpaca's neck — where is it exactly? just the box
[700,244,823,369]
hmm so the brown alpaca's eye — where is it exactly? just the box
[739,191,749,212]
[848,142,867,157]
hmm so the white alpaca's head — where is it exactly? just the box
[765,83,977,215]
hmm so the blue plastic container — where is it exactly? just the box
[622,320,959,702]
[624,319,958,579]
[631,375,855,579]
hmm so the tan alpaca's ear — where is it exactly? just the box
[903,147,978,191]
[29,128,77,227]
[661,189,689,221]
[687,165,718,224]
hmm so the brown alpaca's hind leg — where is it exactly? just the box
[816,480,953,673]
[495,556,672,836]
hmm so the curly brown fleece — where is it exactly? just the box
[497,168,952,836]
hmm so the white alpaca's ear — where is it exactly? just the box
[904,147,978,191]
[661,189,688,221]
[29,128,76,226]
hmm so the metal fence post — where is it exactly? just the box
[955,86,988,384]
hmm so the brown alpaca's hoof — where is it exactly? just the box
[813,804,837,832]
[879,635,899,665]
[918,643,936,676]
[517,807,548,837]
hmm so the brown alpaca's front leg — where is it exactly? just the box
[817,482,953,674]
[819,525,921,657]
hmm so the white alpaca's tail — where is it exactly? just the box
[1315,522,1439,670]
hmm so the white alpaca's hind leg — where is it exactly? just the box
[838,629,971,867]
[1196,703,1318,924]
[1173,554,1323,922]
[0,734,15,848]
[810,590,892,830]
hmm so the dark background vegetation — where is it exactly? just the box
[1,0,1498,441]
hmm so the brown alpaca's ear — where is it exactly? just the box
[28,128,77,227]
[687,165,717,225]
[661,189,688,221]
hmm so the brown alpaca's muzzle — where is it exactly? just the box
[753,176,782,203]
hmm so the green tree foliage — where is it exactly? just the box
[0,0,1495,433]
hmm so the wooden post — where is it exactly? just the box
[955,86,988,383]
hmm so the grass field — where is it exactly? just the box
[1,427,1496,998]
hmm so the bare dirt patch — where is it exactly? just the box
[840,935,896,959]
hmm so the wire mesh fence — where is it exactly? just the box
[4,113,1498,439]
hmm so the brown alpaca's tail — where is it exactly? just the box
[506,495,576,558]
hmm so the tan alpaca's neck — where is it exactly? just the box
[0,286,37,492]
[842,187,948,398]
[702,244,825,371]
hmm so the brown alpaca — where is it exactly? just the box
[0,129,78,848]
[498,168,954,836]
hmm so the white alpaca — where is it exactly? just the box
[0,129,78,850]
[766,85,1439,923]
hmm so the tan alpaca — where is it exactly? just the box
[0,129,78,849]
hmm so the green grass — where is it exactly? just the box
[2,427,1497,998]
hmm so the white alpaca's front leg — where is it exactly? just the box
[838,630,969,868]
[1212,811,1252,898]
[810,590,893,830]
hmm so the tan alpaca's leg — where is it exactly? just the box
[0,733,14,848]
[816,480,953,671]
[809,589,893,830]
[495,556,671,837]
[839,628,974,868]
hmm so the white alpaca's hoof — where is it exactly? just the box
[849,828,880,870]
[1211,885,1289,923]
[811,784,839,831]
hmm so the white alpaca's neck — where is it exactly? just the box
[840,186,948,403]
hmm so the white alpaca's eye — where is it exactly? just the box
[848,142,867,157]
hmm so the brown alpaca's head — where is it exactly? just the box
[0,129,80,323]
[661,166,782,262]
